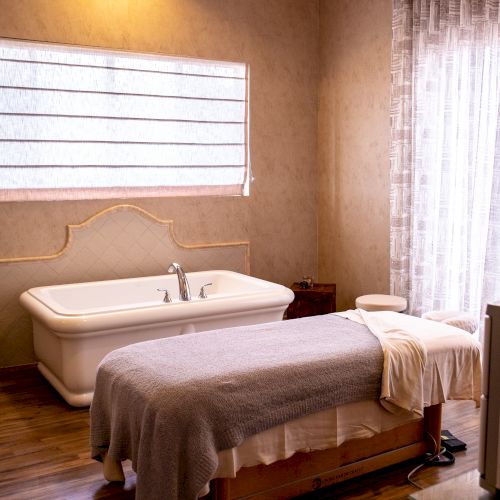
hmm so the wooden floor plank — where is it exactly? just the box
[0,366,481,499]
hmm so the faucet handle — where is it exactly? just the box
[157,288,172,303]
[198,283,213,299]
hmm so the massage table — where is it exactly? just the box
[90,310,481,499]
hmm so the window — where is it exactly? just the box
[0,38,250,200]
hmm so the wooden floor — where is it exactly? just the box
[0,365,481,500]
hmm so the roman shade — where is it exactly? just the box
[0,38,250,200]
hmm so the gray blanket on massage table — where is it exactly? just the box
[90,313,383,500]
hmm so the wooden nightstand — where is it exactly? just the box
[286,282,336,319]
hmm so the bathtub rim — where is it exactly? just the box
[23,270,282,315]
[20,271,295,334]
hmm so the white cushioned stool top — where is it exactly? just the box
[355,294,407,312]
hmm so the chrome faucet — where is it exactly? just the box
[167,262,191,301]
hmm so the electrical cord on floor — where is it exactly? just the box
[407,432,456,489]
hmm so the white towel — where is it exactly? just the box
[335,309,481,416]
[336,309,426,415]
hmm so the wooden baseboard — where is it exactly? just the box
[0,363,37,375]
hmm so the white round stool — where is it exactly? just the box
[355,294,407,312]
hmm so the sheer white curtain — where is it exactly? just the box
[390,0,500,320]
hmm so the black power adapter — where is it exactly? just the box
[441,429,467,453]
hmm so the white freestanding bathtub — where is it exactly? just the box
[20,270,294,407]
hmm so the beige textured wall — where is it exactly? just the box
[317,0,392,311]
[0,0,396,368]
[0,0,319,288]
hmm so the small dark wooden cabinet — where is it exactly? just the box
[286,282,336,319]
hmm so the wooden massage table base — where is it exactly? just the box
[207,404,442,500]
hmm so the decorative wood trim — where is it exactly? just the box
[0,204,251,274]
